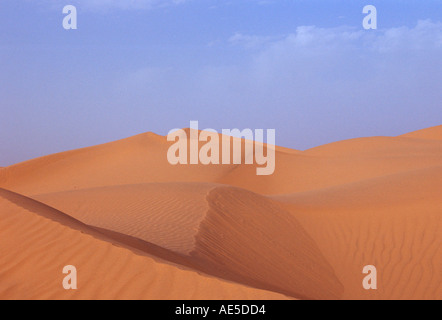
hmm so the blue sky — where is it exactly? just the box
[0,0,441,165]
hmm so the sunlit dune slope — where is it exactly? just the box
[0,130,287,195]
[272,166,442,300]
[34,183,343,300]
[399,125,442,140]
[36,183,214,255]
[2,129,441,196]
[0,132,230,195]
[219,136,442,194]
[0,188,289,300]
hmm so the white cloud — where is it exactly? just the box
[233,20,442,53]
[229,20,442,94]
[229,32,284,49]
[116,20,442,148]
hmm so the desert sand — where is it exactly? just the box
[0,125,441,300]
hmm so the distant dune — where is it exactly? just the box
[400,125,442,140]
[0,125,441,300]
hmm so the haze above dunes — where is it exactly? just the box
[0,125,441,300]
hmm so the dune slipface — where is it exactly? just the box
[194,186,343,300]
[0,125,441,300]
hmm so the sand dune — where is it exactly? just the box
[34,183,343,299]
[35,183,215,255]
[219,136,442,194]
[400,125,442,140]
[0,125,441,300]
[0,132,231,195]
[273,166,442,300]
[2,130,441,196]
[196,186,343,299]
[0,130,283,195]
[0,188,289,300]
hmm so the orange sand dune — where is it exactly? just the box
[400,125,442,140]
[272,166,442,300]
[0,188,289,300]
[0,130,287,195]
[2,130,441,196]
[34,183,343,300]
[0,125,441,300]
[0,132,231,195]
[219,136,442,194]
[36,183,215,254]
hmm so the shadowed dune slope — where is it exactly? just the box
[0,188,289,300]
[34,183,343,300]
[272,166,442,300]
[196,186,343,300]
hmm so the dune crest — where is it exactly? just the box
[399,125,442,140]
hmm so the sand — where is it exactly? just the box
[0,125,441,300]
[33,183,343,299]
[272,166,442,299]
[0,188,288,300]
